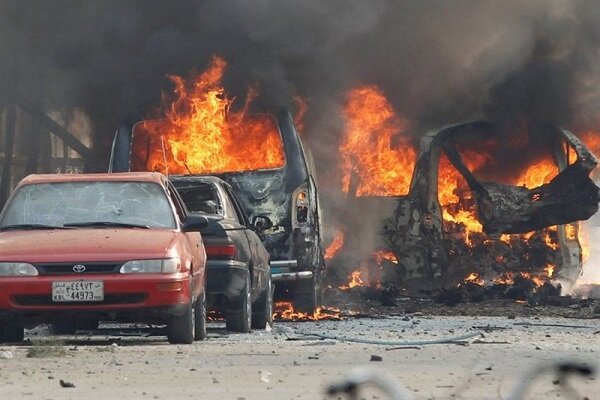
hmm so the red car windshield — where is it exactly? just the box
[0,181,176,229]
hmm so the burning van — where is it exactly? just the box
[109,110,326,312]
[333,118,599,295]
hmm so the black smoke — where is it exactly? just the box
[1,0,599,174]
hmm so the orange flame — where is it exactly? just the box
[324,229,345,260]
[132,55,285,174]
[373,250,398,265]
[463,272,485,286]
[340,85,416,196]
[516,158,558,188]
[580,131,600,156]
[273,301,341,321]
[338,270,365,290]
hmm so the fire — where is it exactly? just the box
[463,272,485,286]
[578,224,591,262]
[438,152,485,244]
[580,131,600,156]
[373,250,398,265]
[273,301,341,321]
[545,264,555,278]
[338,270,365,290]
[324,229,345,260]
[340,85,416,196]
[516,158,558,188]
[132,55,285,174]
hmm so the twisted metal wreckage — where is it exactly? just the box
[381,121,599,288]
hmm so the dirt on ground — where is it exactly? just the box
[1,293,598,400]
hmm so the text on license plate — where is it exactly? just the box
[52,281,104,302]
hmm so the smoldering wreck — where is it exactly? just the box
[327,119,599,302]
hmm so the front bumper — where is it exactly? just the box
[270,260,313,281]
[0,273,192,324]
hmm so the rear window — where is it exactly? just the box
[173,182,222,215]
[130,115,286,175]
[1,181,176,228]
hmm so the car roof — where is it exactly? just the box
[169,175,228,185]
[18,172,166,186]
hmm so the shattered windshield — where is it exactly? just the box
[0,181,176,229]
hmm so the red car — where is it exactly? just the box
[0,172,208,344]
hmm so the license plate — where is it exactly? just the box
[52,281,104,302]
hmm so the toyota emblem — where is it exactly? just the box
[72,264,86,273]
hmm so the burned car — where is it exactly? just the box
[170,175,273,332]
[109,110,326,312]
[0,172,208,344]
[331,119,599,295]
[382,121,599,287]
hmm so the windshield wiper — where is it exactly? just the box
[64,221,151,229]
[0,224,73,231]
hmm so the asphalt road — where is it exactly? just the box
[0,316,598,400]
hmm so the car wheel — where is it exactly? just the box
[251,273,273,330]
[167,300,194,344]
[49,322,77,335]
[226,272,252,333]
[194,290,207,341]
[1,323,24,343]
[293,272,322,314]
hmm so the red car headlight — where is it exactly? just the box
[119,258,181,274]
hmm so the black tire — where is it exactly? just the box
[226,272,252,333]
[251,274,273,330]
[293,272,322,314]
[194,291,207,341]
[49,322,77,335]
[1,323,24,343]
[167,300,194,344]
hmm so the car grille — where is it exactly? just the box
[12,294,146,306]
[34,262,123,275]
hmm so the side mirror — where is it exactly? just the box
[251,215,273,231]
[182,214,209,232]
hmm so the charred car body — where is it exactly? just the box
[0,172,208,344]
[170,175,273,331]
[378,121,599,287]
[110,110,326,312]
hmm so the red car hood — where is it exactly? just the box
[0,229,178,263]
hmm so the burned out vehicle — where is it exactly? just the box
[109,110,326,312]
[379,121,599,287]
[335,121,598,293]
[170,175,273,332]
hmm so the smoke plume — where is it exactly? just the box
[1,1,599,257]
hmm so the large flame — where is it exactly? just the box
[340,85,416,196]
[132,55,285,174]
